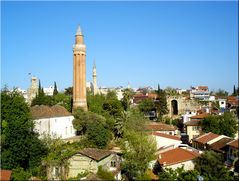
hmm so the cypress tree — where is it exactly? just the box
[53,81,58,96]
[155,84,168,121]
[233,85,236,96]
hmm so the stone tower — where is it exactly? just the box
[92,62,98,95]
[27,76,38,105]
[73,25,87,111]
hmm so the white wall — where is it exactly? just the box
[34,115,76,139]
[151,135,182,149]
[164,160,196,171]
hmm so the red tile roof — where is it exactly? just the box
[184,119,201,126]
[145,122,177,131]
[151,132,181,141]
[194,132,220,144]
[79,148,112,161]
[190,113,209,119]
[158,147,200,166]
[31,105,72,119]
[209,137,233,152]
[0,170,12,181]
[227,139,239,149]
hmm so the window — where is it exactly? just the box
[192,126,199,131]
[54,167,59,177]
[111,161,116,167]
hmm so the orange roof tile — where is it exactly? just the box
[0,170,12,181]
[158,147,200,166]
[151,132,181,141]
[194,132,220,144]
[227,139,239,149]
[209,137,233,152]
[185,120,201,126]
[190,113,209,119]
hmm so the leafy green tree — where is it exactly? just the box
[121,130,157,179]
[86,122,111,149]
[106,90,118,100]
[194,151,234,181]
[201,112,237,137]
[157,167,200,181]
[1,90,47,171]
[113,111,130,140]
[64,86,73,96]
[72,108,111,148]
[11,167,31,181]
[87,91,106,115]
[138,98,155,113]
[121,88,134,111]
[53,81,58,96]
[155,84,169,121]
[103,99,124,118]
[53,93,72,112]
[41,135,81,180]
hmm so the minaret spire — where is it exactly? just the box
[93,61,98,95]
[76,25,82,35]
[73,25,87,111]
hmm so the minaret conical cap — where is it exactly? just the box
[76,25,83,35]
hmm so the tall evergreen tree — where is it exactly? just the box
[38,80,42,95]
[1,90,47,171]
[53,81,58,96]
[233,85,236,96]
[155,84,168,121]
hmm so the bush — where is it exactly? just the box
[11,167,31,181]
[97,166,115,180]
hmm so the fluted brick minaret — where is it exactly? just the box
[73,25,87,111]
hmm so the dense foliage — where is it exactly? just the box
[72,108,111,148]
[31,82,72,112]
[155,85,169,120]
[138,98,155,113]
[194,151,236,181]
[121,130,157,179]
[1,90,48,178]
[201,112,238,137]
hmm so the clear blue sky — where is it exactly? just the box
[1,1,238,92]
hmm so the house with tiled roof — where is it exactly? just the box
[226,139,239,168]
[145,122,178,135]
[184,119,202,142]
[155,147,200,172]
[150,132,182,150]
[47,148,121,180]
[31,105,76,139]
[0,170,12,181]
[192,132,221,150]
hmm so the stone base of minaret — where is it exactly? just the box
[73,99,88,111]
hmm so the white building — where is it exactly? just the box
[182,111,197,123]
[31,105,76,139]
[43,86,55,96]
[157,147,200,171]
[150,132,182,150]
[190,86,210,100]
